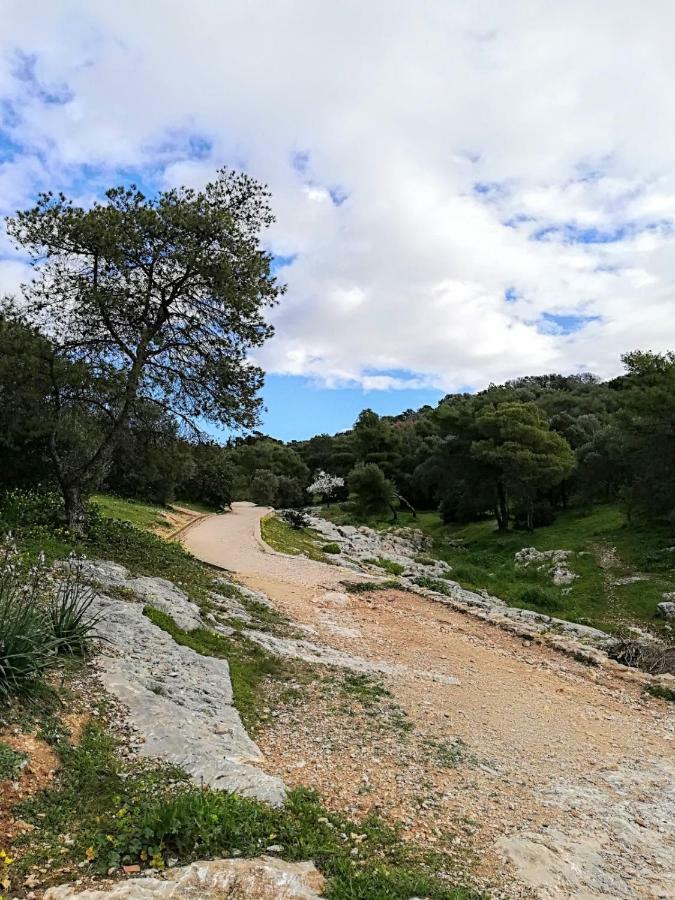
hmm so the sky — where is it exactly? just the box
[1,2,675,441]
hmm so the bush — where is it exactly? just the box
[0,539,100,699]
[0,488,65,529]
[49,560,101,656]
[280,509,310,530]
[0,541,56,700]
[321,542,341,554]
[516,585,561,610]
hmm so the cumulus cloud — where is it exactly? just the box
[1,0,675,391]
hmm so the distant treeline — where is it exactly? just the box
[1,312,674,531]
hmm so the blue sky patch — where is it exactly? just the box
[291,150,310,175]
[328,185,349,206]
[539,313,601,335]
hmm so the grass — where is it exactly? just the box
[341,580,400,594]
[90,494,172,531]
[260,513,329,562]
[321,503,675,634]
[10,711,478,900]
[364,557,406,576]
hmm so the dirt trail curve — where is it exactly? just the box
[184,504,675,900]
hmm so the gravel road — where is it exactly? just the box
[183,505,675,900]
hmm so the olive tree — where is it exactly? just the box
[5,169,284,529]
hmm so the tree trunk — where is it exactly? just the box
[496,480,509,531]
[63,483,87,534]
[526,497,535,532]
[396,493,417,519]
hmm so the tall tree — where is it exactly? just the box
[5,169,283,528]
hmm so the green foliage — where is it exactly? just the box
[322,542,342,554]
[48,564,101,656]
[646,683,675,702]
[348,463,396,516]
[0,540,99,700]
[0,543,57,700]
[0,741,27,780]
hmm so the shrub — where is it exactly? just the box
[0,540,56,700]
[49,560,101,656]
[516,585,561,610]
[280,509,310,530]
[321,542,342,554]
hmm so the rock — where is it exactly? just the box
[74,560,285,805]
[243,628,460,685]
[44,857,324,899]
[514,548,577,586]
[657,598,675,619]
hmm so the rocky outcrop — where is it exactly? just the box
[657,594,675,619]
[304,516,615,651]
[44,857,324,899]
[78,561,286,805]
[514,547,578,586]
[306,515,453,581]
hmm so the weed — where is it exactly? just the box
[341,673,391,707]
[516,585,561,611]
[49,562,101,656]
[412,576,454,596]
[13,720,477,899]
[0,741,27,780]
[0,541,56,700]
[426,738,477,769]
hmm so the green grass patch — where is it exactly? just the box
[323,502,675,633]
[261,514,328,562]
[12,718,478,899]
[0,741,27,780]
[341,580,400,594]
[340,673,391,708]
[364,557,406,576]
[322,542,342,555]
[90,494,171,531]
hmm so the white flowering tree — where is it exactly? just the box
[307,470,345,506]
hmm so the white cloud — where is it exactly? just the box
[1,0,675,391]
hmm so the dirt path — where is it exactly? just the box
[184,505,675,900]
